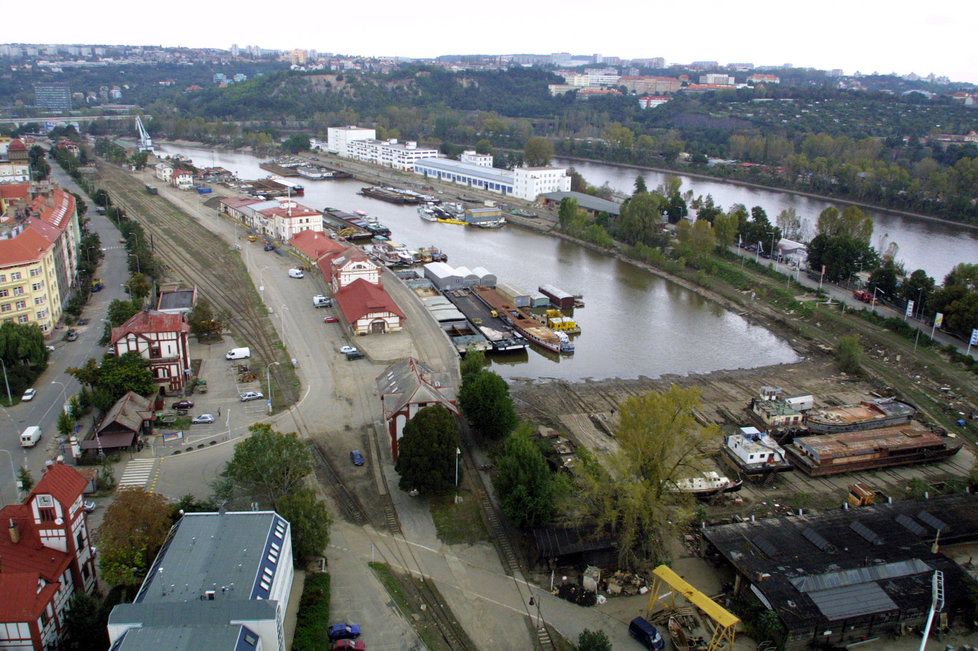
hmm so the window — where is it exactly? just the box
[0,304,9,313]
[32,282,43,291]
[37,310,48,319]
[0,289,7,298]
[9,272,20,281]
[34,296,45,305]
[76,531,86,551]
[0,274,5,283]
[30,267,42,277]
[13,287,24,296]
[17,315,28,324]
[82,564,90,580]
[15,300,26,310]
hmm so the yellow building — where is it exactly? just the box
[0,183,80,334]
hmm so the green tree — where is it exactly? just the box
[97,353,156,401]
[901,269,935,309]
[459,370,517,440]
[107,298,141,328]
[807,234,880,282]
[395,404,461,495]
[188,298,223,340]
[225,424,313,505]
[276,486,333,558]
[29,145,50,180]
[633,175,648,195]
[524,137,554,167]
[460,348,486,385]
[816,206,873,242]
[126,272,152,303]
[475,138,492,155]
[98,488,172,586]
[494,423,564,528]
[775,208,801,240]
[57,410,76,437]
[713,210,739,249]
[836,335,863,374]
[282,134,311,153]
[615,191,665,245]
[572,385,720,568]
[0,322,49,396]
[61,592,109,651]
[129,151,149,170]
[17,466,34,491]
[868,261,899,299]
[578,629,612,651]
[603,122,634,149]
[558,197,583,229]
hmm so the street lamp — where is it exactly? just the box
[528,595,543,629]
[51,380,68,412]
[0,359,11,404]
[0,449,21,506]
[265,362,280,414]
[128,253,140,274]
[258,266,272,305]
[280,304,288,340]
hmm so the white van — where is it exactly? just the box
[313,294,332,308]
[20,426,41,448]
[226,347,251,360]
[288,268,305,279]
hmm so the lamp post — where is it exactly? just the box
[128,253,140,274]
[51,380,68,414]
[528,595,543,629]
[265,362,280,414]
[280,305,288,340]
[0,359,11,404]
[0,449,21,506]
[258,266,271,306]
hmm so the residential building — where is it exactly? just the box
[318,245,380,292]
[0,183,81,333]
[0,161,30,183]
[638,95,671,109]
[699,73,735,85]
[154,163,173,183]
[346,138,440,171]
[326,125,376,157]
[0,464,97,649]
[33,82,71,112]
[108,511,295,651]
[218,196,322,241]
[618,75,682,94]
[576,88,622,99]
[377,357,458,459]
[110,310,192,394]
[335,278,404,335]
[84,391,153,456]
[171,169,194,190]
[460,150,493,167]
[290,229,345,265]
[513,167,572,201]
[747,73,780,85]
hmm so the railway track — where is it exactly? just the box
[95,164,297,405]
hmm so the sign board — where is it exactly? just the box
[162,430,184,443]
[971,329,978,346]
[905,300,914,318]
[934,312,944,328]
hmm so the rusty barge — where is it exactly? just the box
[472,286,570,354]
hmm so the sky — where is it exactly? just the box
[8,0,978,84]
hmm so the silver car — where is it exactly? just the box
[192,414,215,424]
[239,391,264,402]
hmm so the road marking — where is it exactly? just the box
[117,458,157,490]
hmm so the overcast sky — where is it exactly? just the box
[10,0,978,84]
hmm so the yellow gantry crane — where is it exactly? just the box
[645,565,740,651]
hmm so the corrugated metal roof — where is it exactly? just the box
[790,559,932,593]
[806,582,897,621]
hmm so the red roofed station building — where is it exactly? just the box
[291,230,345,265]
[110,310,192,394]
[0,464,97,649]
[335,278,404,335]
[319,246,380,293]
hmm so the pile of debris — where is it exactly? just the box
[603,570,649,597]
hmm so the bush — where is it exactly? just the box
[292,572,330,651]
[835,335,863,374]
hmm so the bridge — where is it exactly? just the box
[0,114,141,127]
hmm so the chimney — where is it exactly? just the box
[8,519,20,544]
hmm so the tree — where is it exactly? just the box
[558,197,582,229]
[901,269,935,308]
[29,145,50,180]
[459,370,517,440]
[713,210,739,249]
[493,423,563,528]
[188,298,224,340]
[61,592,109,651]
[99,488,172,586]
[225,424,313,505]
[816,205,873,242]
[806,234,880,282]
[578,629,612,651]
[868,261,898,299]
[634,175,648,195]
[524,137,554,167]
[836,335,863,374]
[17,466,34,491]
[129,151,149,170]
[775,208,801,240]
[276,486,332,558]
[475,138,492,155]
[395,404,461,495]
[126,272,152,303]
[107,298,141,328]
[282,134,311,153]
[615,191,665,245]
[460,348,486,385]
[0,322,48,396]
[58,410,76,437]
[572,385,720,568]
[95,353,156,402]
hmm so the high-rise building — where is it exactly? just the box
[33,82,71,113]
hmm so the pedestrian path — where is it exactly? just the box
[117,458,157,490]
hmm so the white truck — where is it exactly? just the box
[20,425,41,447]
[225,347,251,360]
[313,294,333,308]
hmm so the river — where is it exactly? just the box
[155,143,800,381]
[558,159,978,282]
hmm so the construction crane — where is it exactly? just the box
[919,570,945,651]
[645,565,740,651]
[135,116,154,154]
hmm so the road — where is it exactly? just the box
[731,246,976,359]
[0,162,130,506]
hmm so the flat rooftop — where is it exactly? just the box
[793,422,944,461]
[414,158,515,185]
[807,399,915,425]
[157,288,196,311]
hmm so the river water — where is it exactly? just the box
[558,158,978,282]
[156,143,800,381]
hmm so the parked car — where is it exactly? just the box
[64,330,78,342]
[339,345,358,355]
[83,500,96,513]
[46,345,56,352]
[332,640,365,650]
[324,315,339,324]
[288,268,305,279]
[350,450,365,466]
[628,617,665,651]
[263,242,275,252]
[345,350,364,360]
[313,294,332,308]
[22,388,36,401]
[192,414,215,424]
[327,623,361,641]
[172,400,195,410]
[240,391,264,402]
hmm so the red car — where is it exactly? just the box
[332,641,365,650]
[324,316,339,323]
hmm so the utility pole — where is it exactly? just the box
[0,359,11,404]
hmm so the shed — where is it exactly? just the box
[531,526,616,568]
[785,395,814,412]
[423,261,464,291]
[454,266,480,288]
[539,284,575,311]
[470,266,497,288]
[529,292,550,308]
[497,282,530,308]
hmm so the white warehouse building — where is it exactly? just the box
[326,125,376,157]
[414,158,571,201]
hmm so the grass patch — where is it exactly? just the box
[368,562,410,612]
[430,490,490,545]
[291,572,330,651]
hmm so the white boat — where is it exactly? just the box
[418,206,438,222]
[671,471,743,500]
[354,209,369,217]
[556,331,575,353]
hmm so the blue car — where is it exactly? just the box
[328,623,361,641]
[350,450,365,466]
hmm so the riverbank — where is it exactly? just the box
[557,155,978,233]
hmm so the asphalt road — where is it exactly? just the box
[0,162,130,506]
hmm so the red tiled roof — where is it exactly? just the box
[0,572,60,620]
[111,310,189,343]
[8,139,27,151]
[292,230,345,262]
[220,196,262,210]
[36,463,89,507]
[0,504,71,581]
[260,206,319,219]
[335,278,405,322]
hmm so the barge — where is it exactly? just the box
[805,398,916,434]
[259,162,300,176]
[443,288,528,353]
[722,427,793,475]
[270,176,304,196]
[419,204,467,225]
[785,424,961,477]
[321,208,374,241]
[473,286,569,354]
[539,284,576,311]
[360,186,421,205]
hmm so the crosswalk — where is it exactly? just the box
[117,458,157,491]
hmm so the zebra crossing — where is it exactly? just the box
[117,458,157,490]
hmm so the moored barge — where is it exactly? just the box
[473,286,566,353]
[360,186,421,205]
[805,398,916,434]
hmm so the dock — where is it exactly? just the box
[322,208,374,241]
[443,288,528,352]
[472,286,564,353]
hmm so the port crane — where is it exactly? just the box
[645,565,740,651]
[135,116,154,154]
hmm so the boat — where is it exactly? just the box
[668,617,690,651]
[469,216,506,229]
[418,206,438,222]
[296,165,327,180]
[722,427,793,475]
[804,398,916,434]
[418,204,466,225]
[556,331,575,354]
[360,186,420,204]
[354,209,369,217]
[511,208,537,218]
[671,471,744,501]
[472,286,563,353]
[269,175,304,196]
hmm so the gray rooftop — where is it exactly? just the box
[157,288,196,311]
[110,600,275,632]
[135,511,288,604]
[539,191,621,216]
[377,357,457,419]
[110,622,259,651]
[414,158,515,185]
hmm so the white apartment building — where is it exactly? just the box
[347,139,440,171]
[699,73,736,85]
[326,125,376,157]
[0,162,29,183]
[460,150,493,167]
[154,163,173,183]
[513,167,571,201]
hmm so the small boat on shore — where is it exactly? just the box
[671,471,743,501]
